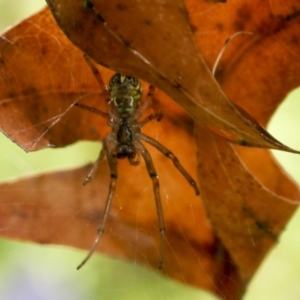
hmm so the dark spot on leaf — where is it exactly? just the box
[83,0,94,10]
[235,188,241,194]
[96,13,105,24]
[216,22,224,31]
[8,91,16,99]
[88,126,97,135]
[257,15,287,36]
[239,140,250,146]
[187,20,197,33]
[41,46,48,56]
[286,9,300,22]
[255,221,264,229]
[178,6,189,21]
[144,19,152,26]
[123,39,131,48]
[42,105,49,114]
[174,82,181,89]
[258,11,300,36]
[233,4,252,31]
[116,3,126,11]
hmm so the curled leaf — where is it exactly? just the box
[45,0,297,150]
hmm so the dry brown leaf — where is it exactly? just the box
[45,0,298,150]
[0,9,112,151]
[0,1,299,300]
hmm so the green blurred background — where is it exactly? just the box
[0,1,300,299]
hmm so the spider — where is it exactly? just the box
[74,30,252,270]
[75,55,200,270]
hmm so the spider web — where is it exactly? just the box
[0,1,300,300]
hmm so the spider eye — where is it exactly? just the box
[126,76,138,87]
[111,73,122,84]
[109,74,139,88]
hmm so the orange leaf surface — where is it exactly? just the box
[196,126,299,282]
[0,9,105,151]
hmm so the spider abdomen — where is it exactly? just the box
[116,121,136,159]
[117,121,132,144]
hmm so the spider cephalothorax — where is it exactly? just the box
[108,73,142,117]
[75,57,199,270]
[107,74,143,161]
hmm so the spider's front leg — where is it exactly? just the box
[75,103,108,119]
[77,139,118,269]
[133,84,155,116]
[83,54,110,102]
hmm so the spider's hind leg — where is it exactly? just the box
[83,148,106,185]
[136,141,166,270]
[77,142,118,269]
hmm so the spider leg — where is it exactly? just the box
[77,142,118,270]
[75,103,108,118]
[83,149,106,185]
[83,54,116,117]
[138,112,163,127]
[139,134,200,195]
[133,85,163,127]
[136,142,165,270]
[84,54,109,102]
[128,153,140,165]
